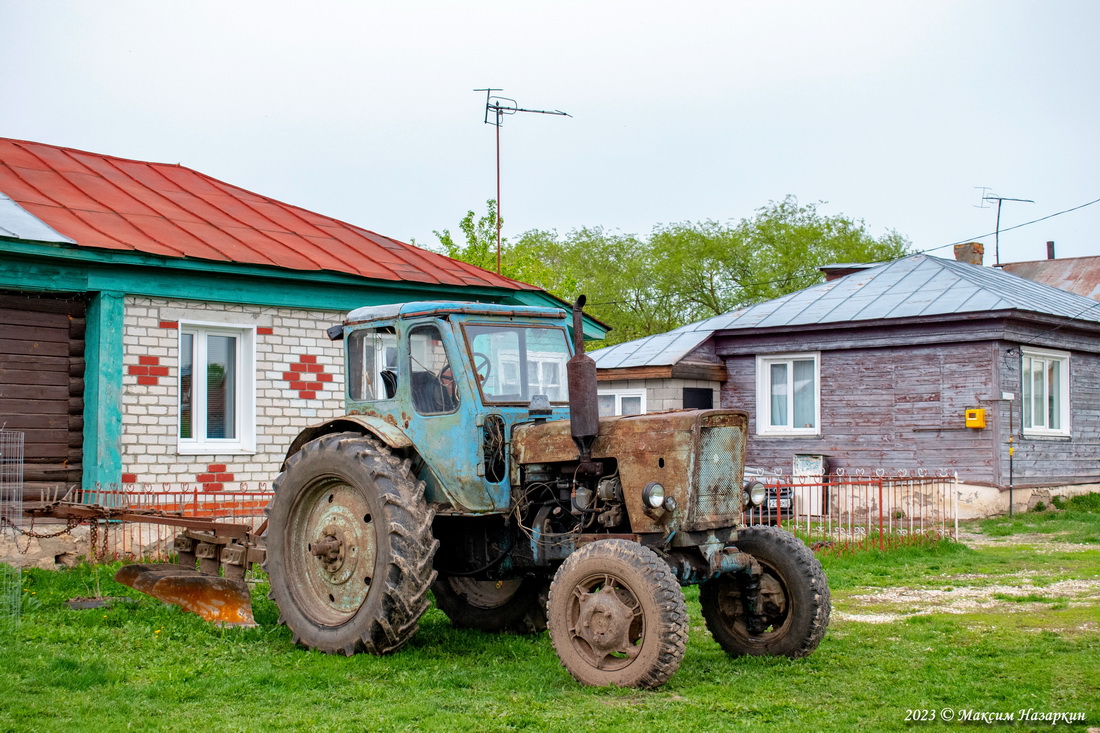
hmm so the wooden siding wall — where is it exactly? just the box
[0,291,85,500]
[720,342,1002,482]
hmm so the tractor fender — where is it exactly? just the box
[282,415,414,469]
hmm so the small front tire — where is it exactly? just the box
[700,525,830,658]
[548,539,687,689]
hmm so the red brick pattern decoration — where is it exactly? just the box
[128,355,170,386]
[283,354,333,400]
[197,464,234,491]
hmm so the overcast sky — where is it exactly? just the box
[3,1,1097,266]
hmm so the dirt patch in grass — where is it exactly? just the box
[837,531,1099,624]
[835,577,1100,624]
[956,530,1094,553]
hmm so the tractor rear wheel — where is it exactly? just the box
[547,539,687,689]
[700,525,830,658]
[432,576,549,634]
[265,432,437,655]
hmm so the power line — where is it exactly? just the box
[918,195,1100,256]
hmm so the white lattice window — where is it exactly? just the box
[756,353,819,436]
[1022,347,1070,436]
[178,322,256,454]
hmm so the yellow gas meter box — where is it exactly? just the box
[965,408,986,429]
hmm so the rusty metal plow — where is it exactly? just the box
[28,501,266,627]
[114,563,257,626]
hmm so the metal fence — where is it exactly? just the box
[743,470,958,553]
[59,484,273,562]
[1,430,24,630]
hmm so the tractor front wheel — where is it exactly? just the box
[547,539,687,689]
[265,432,437,655]
[700,525,830,658]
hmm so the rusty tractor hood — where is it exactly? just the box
[512,409,749,534]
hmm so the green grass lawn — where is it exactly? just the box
[2,504,1098,733]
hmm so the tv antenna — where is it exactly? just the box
[474,88,570,274]
[982,193,1034,266]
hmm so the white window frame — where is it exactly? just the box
[178,321,256,455]
[756,352,820,436]
[597,388,647,417]
[1021,347,1070,437]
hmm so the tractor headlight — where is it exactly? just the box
[745,480,766,507]
[643,481,665,509]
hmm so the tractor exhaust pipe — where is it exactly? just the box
[567,296,600,467]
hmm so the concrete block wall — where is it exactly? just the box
[598,377,721,413]
[119,296,345,488]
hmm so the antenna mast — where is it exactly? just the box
[982,193,1034,266]
[474,88,570,274]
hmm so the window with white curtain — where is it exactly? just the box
[1021,347,1070,436]
[756,353,819,435]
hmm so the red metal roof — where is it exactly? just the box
[0,137,537,292]
[1001,256,1100,301]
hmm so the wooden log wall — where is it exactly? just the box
[0,291,86,501]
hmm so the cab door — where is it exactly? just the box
[400,320,498,512]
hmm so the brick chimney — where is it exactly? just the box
[819,263,873,282]
[953,242,984,266]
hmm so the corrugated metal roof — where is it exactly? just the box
[1001,256,1100,301]
[0,137,537,292]
[593,254,1100,369]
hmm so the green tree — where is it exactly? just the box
[433,196,911,346]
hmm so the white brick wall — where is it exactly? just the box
[120,296,346,488]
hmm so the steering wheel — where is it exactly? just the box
[471,351,492,381]
[438,352,493,385]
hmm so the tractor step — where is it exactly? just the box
[115,564,256,627]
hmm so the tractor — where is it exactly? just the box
[121,297,830,689]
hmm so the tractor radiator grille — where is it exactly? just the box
[692,418,746,527]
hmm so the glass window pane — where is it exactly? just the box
[1032,362,1045,429]
[465,325,570,403]
[598,394,615,417]
[1048,360,1061,430]
[792,359,815,429]
[179,333,193,439]
[206,335,236,439]
[620,396,643,416]
[1021,357,1033,428]
[770,362,788,427]
[348,329,397,401]
[410,326,456,413]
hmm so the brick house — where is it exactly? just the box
[593,248,1100,514]
[0,137,604,501]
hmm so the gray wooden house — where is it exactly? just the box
[593,252,1100,512]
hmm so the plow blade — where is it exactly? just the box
[115,564,256,627]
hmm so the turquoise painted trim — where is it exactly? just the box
[0,237,610,337]
[83,291,124,493]
[0,239,520,305]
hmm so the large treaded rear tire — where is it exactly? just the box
[264,432,438,655]
[432,575,549,634]
[700,525,830,658]
[547,539,687,689]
